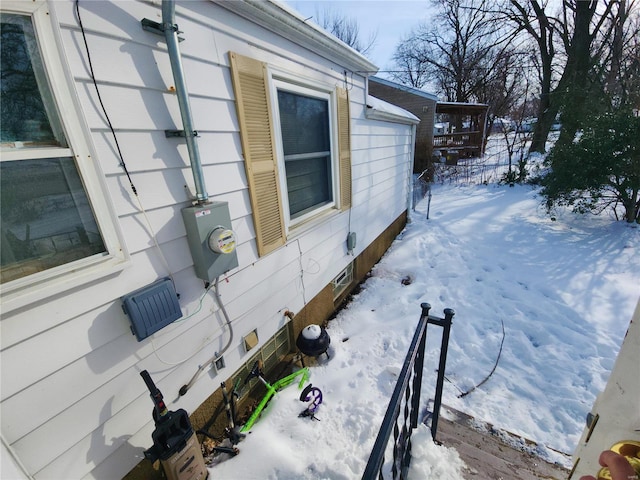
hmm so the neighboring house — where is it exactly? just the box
[369,76,437,173]
[0,1,418,479]
[434,102,489,162]
[368,76,490,170]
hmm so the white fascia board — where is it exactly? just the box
[366,95,420,125]
[212,0,379,75]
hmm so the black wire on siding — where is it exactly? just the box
[75,0,138,196]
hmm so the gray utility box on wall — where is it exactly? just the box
[122,277,182,341]
[182,201,239,283]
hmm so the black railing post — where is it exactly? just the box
[361,309,428,480]
[362,303,454,480]
[410,303,431,428]
[428,307,454,441]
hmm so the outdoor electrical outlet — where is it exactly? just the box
[347,231,356,251]
[215,356,225,370]
[243,330,259,352]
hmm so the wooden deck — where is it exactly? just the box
[433,131,483,159]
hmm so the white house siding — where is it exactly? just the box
[0,1,416,479]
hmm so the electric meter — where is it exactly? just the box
[208,227,237,254]
[182,202,239,282]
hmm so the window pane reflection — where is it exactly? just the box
[1,158,107,283]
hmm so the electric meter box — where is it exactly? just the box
[182,201,239,282]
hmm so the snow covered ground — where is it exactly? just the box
[211,155,640,479]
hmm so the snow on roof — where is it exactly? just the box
[366,95,420,125]
[370,76,438,101]
[437,101,489,107]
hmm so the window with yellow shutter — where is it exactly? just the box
[229,52,351,257]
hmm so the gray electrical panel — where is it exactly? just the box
[182,201,239,282]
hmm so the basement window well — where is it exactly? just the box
[233,324,291,400]
[332,263,353,301]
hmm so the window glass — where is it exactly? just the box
[1,13,64,146]
[1,159,107,283]
[277,89,332,218]
[0,12,107,284]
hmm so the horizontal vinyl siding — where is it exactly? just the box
[0,1,414,478]
[351,117,413,245]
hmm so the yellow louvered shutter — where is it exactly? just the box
[337,87,352,210]
[229,52,285,257]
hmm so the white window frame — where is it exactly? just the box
[0,1,128,312]
[269,72,341,232]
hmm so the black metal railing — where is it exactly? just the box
[361,303,454,480]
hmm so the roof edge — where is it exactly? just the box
[213,0,379,75]
[366,95,420,125]
[370,76,438,101]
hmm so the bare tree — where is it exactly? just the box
[475,47,533,133]
[391,0,638,158]
[314,8,377,57]
[501,68,537,184]
[502,0,636,152]
[501,0,563,153]
[537,1,640,223]
[552,1,615,148]
[390,38,431,88]
[597,0,640,107]
[390,0,519,103]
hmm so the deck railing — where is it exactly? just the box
[433,131,482,149]
[361,303,454,480]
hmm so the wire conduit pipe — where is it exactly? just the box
[162,0,208,204]
[179,277,234,396]
[161,0,234,396]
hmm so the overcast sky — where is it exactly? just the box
[283,1,435,75]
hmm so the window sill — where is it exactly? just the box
[0,252,130,315]
[286,206,343,239]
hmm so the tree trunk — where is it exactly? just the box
[529,94,558,154]
[524,0,557,154]
[555,1,597,148]
[626,187,640,223]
